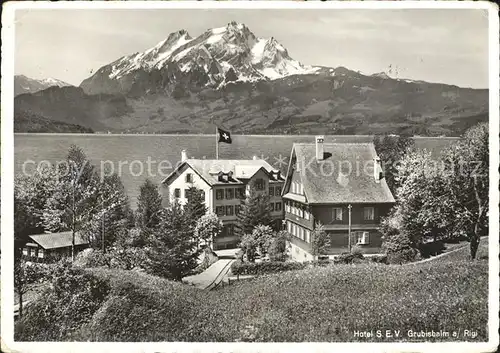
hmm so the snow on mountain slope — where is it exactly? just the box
[109,30,193,79]
[81,21,322,94]
[15,75,72,96]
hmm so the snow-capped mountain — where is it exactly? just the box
[15,75,72,96]
[16,21,488,136]
[80,21,319,95]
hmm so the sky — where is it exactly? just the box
[14,8,489,88]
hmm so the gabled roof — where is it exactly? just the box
[286,143,395,204]
[162,159,285,187]
[29,231,89,250]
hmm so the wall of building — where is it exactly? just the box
[289,241,315,262]
[167,165,212,208]
[325,230,383,255]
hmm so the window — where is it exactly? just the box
[225,188,234,200]
[357,231,370,245]
[185,189,189,199]
[275,202,282,211]
[270,203,275,212]
[227,224,235,236]
[269,186,275,196]
[299,207,303,218]
[285,202,290,213]
[216,189,224,200]
[185,173,193,183]
[292,181,303,195]
[216,206,225,217]
[364,207,375,221]
[287,221,292,233]
[38,248,44,258]
[275,186,282,196]
[174,188,181,198]
[255,178,264,190]
[305,229,311,243]
[22,248,28,256]
[225,205,234,216]
[333,207,343,221]
[29,248,35,257]
[304,209,310,220]
[235,205,242,215]
[200,190,206,200]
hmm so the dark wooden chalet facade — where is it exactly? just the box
[22,231,89,263]
[282,136,395,261]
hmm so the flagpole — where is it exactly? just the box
[215,126,219,160]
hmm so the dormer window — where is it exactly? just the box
[218,172,229,182]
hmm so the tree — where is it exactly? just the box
[184,186,207,227]
[251,224,275,257]
[14,260,45,318]
[135,179,162,230]
[393,149,453,246]
[268,230,290,262]
[82,173,133,252]
[194,212,223,249]
[236,183,272,238]
[239,233,258,263]
[41,145,102,261]
[146,201,200,281]
[441,123,488,259]
[373,134,415,193]
[14,165,59,258]
[311,223,331,261]
[382,123,488,260]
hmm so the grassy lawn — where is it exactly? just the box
[15,240,489,342]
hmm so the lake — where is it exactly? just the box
[14,133,458,208]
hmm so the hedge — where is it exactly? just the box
[230,259,333,276]
[231,260,306,276]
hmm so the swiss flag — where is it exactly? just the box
[217,127,232,144]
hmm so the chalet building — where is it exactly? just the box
[22,231,89,262]
[282,136,395,261]
[162,151,285,250]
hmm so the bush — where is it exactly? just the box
[370,255,388,264]
[15,262,110,341]
[231,260,307,276]
[382,233,420,264]
[419,241,446,258]
[334,251,365,264]
[74,248,110,268]
[306,260,331,267]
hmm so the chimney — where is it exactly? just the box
[373,156,382,183]
[252,155,258,160]
[315,136,325,161]
[181,150,187,162]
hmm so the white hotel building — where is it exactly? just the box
[162,150,285,249]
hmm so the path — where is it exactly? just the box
[183,259,235,290]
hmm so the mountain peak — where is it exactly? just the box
[15,75,72,96]
[81,22,318,93]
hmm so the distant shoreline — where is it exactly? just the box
[13,133,461,139]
